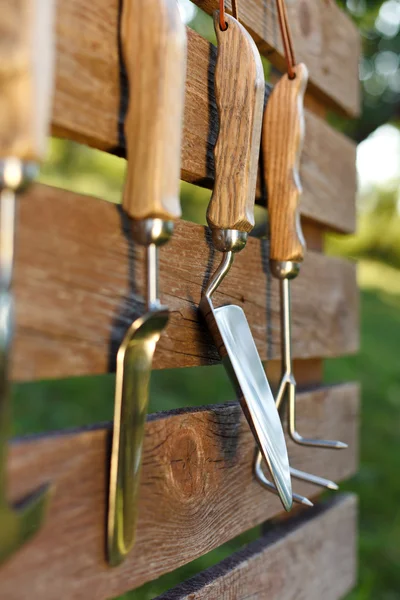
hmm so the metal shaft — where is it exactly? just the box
[0,188,16,292]
[146,244,159,310]
[0,187,16,492]
[204,251,234,299]
[280,277,292,377]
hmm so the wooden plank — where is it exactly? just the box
[193,0,360,117]
[2,384,359,599]
[156,494,357,600]
[267,358,324,390]
[52,11,357,233]
[13,184,358,382]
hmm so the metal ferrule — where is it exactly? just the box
[269,260,300,280]
[211,228,247,253]
[0,158,37,192]
[131,218,174,247]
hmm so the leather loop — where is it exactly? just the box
[276,0,297,78]
[219,0,239,30]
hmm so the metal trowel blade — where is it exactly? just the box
[203,299,292,511]
[108,307,169,565]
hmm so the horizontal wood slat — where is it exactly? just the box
[2,384,359,599]
[53,14,357,233]
[157,494,357,600]
[13,185,358,382]
[193,0,360,116]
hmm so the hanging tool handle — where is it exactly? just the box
[0,0,55,163]
[207,13,264,234]
[121,0,186,222]
[262,63,308,263]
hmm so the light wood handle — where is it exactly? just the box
[121,0,186,221]
[206,13,264,233]
[262,63,308,263]
[0,0,55,162]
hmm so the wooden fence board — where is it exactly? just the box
[52,16,357,233]
[2,384,359,599]
[157,494,357,600]
[193,0,360,116]
[13,184,358,381]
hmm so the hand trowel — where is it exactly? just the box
[200,12,293,512]
[107,0,187,566]
[0,0,55,563]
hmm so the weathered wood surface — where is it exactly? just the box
[2,384,359,599]
[13,184,358,382]
[53,13,357,233]
[157,494,357,600]
[193,0,360,117]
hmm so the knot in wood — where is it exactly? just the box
[168,426,206,501]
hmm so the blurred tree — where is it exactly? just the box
[335,0,400,140]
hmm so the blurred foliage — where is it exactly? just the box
[328,180,400,267]
[40,138,125,204]
[335,0,400,141]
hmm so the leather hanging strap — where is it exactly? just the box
[219,0,239,30]
[276,0,297,78]
[219,0,297,78]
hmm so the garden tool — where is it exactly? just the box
[0,0,55,564]
[200,10,301,512]
[107,0,186,566]
[261,13,347,452]
[254,0,346,494]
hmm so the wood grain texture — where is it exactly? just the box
[0,0,55,161]
[121,0,186,221]
[12,184,358,382]
[51,7,357,233]
[263,64,308,263]
[206,14,264,233]
[193,0,361,116]
[1,384,359,599]
[156,494,357,600]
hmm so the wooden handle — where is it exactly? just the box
[262,63,308,263]
[206,13,264,233]
[121,0,186,221]
[0,0,55,162]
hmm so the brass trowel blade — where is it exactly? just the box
[108,308,169,566]
[212,303,292,511]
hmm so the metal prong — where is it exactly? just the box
[280,277,348,450]
[290,467,339,490]
[287,379,348,449]
[254,452,313,507]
